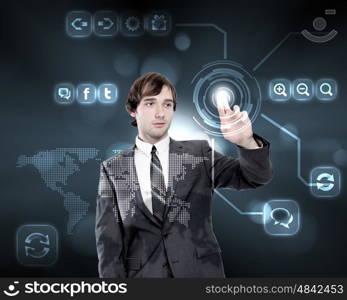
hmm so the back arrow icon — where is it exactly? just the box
[71,18,88,30]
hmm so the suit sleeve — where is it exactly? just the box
[203,133,273,190]
[95,162,126,278]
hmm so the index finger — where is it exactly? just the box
[216,99,227,117]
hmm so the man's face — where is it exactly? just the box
[131,85,174,144]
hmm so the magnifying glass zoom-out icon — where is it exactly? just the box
[292,79,313,101]
[296,83,310,96]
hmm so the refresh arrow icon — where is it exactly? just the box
[24,232,50,258]
[316,172,335,192]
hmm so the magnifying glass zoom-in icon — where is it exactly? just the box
[273,83,287,97]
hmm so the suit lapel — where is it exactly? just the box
[168,138,184,197]
[163,138,190,223]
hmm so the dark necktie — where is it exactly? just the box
[150,146,166,221]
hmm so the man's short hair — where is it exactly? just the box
[125,72,177,127]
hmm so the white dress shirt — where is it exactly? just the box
[134,135,170,214]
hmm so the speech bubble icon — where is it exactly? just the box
[58,88,71,100]
[270,208,293,229]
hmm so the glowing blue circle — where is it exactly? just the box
[191,60,262,137]
[174,33,191,51]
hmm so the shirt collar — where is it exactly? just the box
[135,135,170,156]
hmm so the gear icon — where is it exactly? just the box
[124,16,141,32]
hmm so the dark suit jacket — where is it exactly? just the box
[95,134,272,278]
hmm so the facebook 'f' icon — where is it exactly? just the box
[98,83,118,104]
[83,87,90,100]
[77,83,97,104]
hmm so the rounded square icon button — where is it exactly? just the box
[54,83,74,104]
[269,79,291,101]
[310,166,341,197]
[77,83,97,104]
[16,224,58,266]
[66,11,92,38]
[263,200,300,236]
[98,83,118,103]
[120,12,144,37]
[94,11,118,37]
[316,79,337,101]
[293,79,314,101]
[145,11,172,36]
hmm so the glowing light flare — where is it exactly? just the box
[212,87,235,110]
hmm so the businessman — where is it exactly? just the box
[95,72,272,278]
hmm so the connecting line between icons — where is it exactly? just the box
[261,113,316,187]
[175,23,228,59]
[214,190,263,215]
[252,32,300,72]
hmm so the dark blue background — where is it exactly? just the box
[1,0,346,276]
